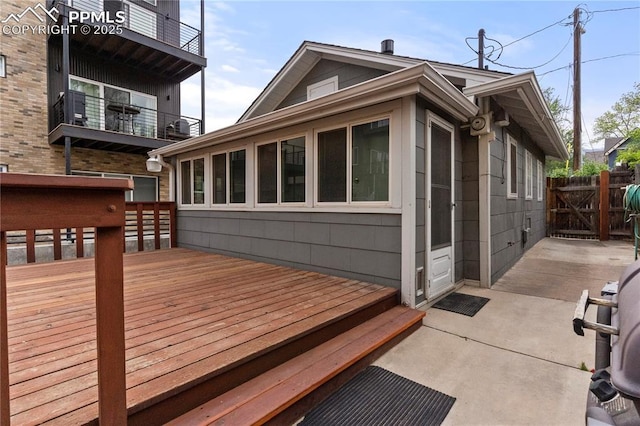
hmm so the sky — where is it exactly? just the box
[179,1,640,152]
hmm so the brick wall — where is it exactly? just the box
[0,0,51,172]
[0,0,170,200]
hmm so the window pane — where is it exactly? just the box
[212,153,226,204]
[132,176,157,201]
[282,137,305,203]
[318,128,347,202]
[230,149,246,203]
[510,143,517,195]
[258,143,277,203]
[193,158,205,204]
[181,160,191,204]
[352,119,389,202]
[131,92,157,138]
[70,78,101,129]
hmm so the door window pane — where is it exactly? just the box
[193,158,205,204]
[230,150,246,203]
[181,160,191,204]
[352,119,389,202]
[212,153,226,204]
[318,128,347,202]
[257,143,277,203]
[131,92,156,138]
[430,123,452,249]
[281,137,305,202]
[104,86,131,133]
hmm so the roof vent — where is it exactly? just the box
[381,39,394,55]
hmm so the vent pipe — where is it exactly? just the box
[381,39,394,55]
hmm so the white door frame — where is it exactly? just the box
[426,111,455,300]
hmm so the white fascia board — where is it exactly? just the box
[464,71,569,160]
[604,137,630,156]
[151,63,478,158]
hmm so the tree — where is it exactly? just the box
[593,82,640,139]
[543,87,573,177]
[612,129,640,167]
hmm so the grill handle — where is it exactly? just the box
[573,290,619,336]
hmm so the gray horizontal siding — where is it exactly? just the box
[177,211,402,289]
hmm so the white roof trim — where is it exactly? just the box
[464,71,569,160]
[604,137,630,156]
[151,63,478,158]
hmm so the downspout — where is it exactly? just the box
[478,96,493,287]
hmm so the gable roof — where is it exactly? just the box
[150,62,478,157]
[604,137,629,156]
[463,72,569,160]
[238,41,509,122]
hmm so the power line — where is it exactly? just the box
[483,32,573,70]
[592,6,640,13]
[537,52,640,76]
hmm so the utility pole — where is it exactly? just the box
[478,28,485,70]
[573,7,583,171]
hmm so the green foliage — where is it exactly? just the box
[593,83,640,139]
[543,87,573,156]
[572,160,608,177]
[615,133,640,167]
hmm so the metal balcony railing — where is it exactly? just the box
[58,0,202,56]
[53,91,201,140]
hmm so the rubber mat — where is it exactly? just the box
[433,292,490,317]
[299,366,455,426]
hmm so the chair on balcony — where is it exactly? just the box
[165,119,191,141]
[70,90,88,127]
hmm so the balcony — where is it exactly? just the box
[52,0,206,82]
[50,90,202,154]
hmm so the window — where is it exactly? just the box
[537,160,544,201]
[70,76,157,137]
[307,76,338,100]
[525,150,533,200]
[210,149,246,205]
[123,1,157,39]
[256,137,306,204]
[212,153,226,204]
[0,164,7,172]
[507,134,518,198]
[72,171,157,201]
[180,158,205,205]
[257,143,278,203]
[317,118,390,204]
[0,55,5,78]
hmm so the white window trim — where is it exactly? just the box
[0,55,6,78]
[537,160,544,201]
[314,116,391,207]
[307,76,338,101]
[0,164,8,172]
[525,150,533,200]
[208,147,248,207]
[507,134,518,199]
[71,170,157,201]
[255,136,307,206]
[179,156,208,207]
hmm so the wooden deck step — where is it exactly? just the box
[166,306,425,426]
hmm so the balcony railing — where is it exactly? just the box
[53,91,201,140]
[58,0,202,56]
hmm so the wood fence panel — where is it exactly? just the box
[547,170,634,240]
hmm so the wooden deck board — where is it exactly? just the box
[5,248,397,425]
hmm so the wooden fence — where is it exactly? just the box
[547,169,634,240]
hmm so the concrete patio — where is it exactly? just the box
[374,237,636,425]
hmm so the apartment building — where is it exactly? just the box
[0,0,206,200]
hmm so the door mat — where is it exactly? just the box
[433,292,490,317]
[299,366,455,426]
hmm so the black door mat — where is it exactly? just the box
[299,366,455,426]
[433,292,490,317]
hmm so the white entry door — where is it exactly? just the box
[427,113,455,299]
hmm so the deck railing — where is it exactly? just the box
[4,202,176,265]
[1,173,132,424]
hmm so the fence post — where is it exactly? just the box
[600,170,610,241]
[546,177,553,236]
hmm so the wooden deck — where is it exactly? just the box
[6,248,399,425]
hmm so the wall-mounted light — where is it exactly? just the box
[146,156,163,172]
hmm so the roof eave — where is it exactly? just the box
[464,71,570,160]
[151,63,478,158]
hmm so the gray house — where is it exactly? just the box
[147,41,568,308]
[604,136,631,169]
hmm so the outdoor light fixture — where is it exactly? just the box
[146,156,164,172]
